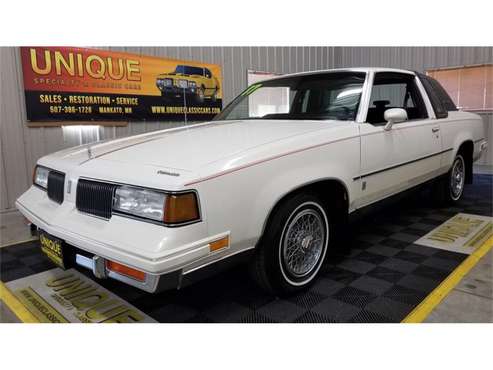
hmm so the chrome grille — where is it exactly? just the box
[47,171,65,204]
[76,179,116,219]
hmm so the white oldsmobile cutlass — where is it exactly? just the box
[17,68,487,295]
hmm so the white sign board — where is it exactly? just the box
[6,268,156,323]
[415,213,492,255]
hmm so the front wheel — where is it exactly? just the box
[194,86,205,103]
[249,193,329,296]
[433,153,466,205]
[160,91,172,103]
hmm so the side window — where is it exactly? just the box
[428,76,457,111]
[418,73,457,118]
[204,68,212,78]
[187,66,203,76]
[432,80,457,112]
[367,72,428,125]
[419,74,447,118]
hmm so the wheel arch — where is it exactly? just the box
[456,140,474,184]
[258,177,350,242]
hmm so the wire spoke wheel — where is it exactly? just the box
[450,155,465,200]
[281,208,326,278]
[251,195,331,295]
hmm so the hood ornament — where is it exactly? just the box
[87,146,93,159]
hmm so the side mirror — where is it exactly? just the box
[383,108,408,131]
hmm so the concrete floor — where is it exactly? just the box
[474,164,493,175]
[0,301,20,323]
[425,249,493,323]
[0,211,35,248]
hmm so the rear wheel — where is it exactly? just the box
[249,193,329,296]
[433,153,466,205]
[210,88,218,102]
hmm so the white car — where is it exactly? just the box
[17,68,487,295]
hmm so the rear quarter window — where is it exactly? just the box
[418,73,458,118]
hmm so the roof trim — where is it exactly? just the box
[260,67,416,83]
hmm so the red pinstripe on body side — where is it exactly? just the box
[184,135,356,186]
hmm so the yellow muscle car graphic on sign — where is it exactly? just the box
[156,65,220,103]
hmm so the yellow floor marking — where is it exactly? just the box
[0,237,38,249]
[0,281,40,323]
[16,287,69,323]
[402,235,493,323]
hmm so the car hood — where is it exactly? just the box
[41,120,339,175]
[157,73,194,78]
[94,120,333,171]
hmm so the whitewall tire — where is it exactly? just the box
[250,193,329,295]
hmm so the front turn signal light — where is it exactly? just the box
[164,192,200,224]
[106,260,146,282]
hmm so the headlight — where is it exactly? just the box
[33,165,50,189]
[157,78,173,87]
[113,186,166,222]
[112,186,200,224]
[189,81,196,88]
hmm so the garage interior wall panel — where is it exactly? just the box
[338,47,492,72]
[0,144,8,211]
[0,47,492,212]
[477,113,493,166]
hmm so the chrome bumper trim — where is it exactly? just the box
[75,253,161,293]
[75,254,92,270]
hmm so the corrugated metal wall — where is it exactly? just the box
[1,47,492,212]
[338,47,492,71]
[477,113,493,166]
[0,47,338,212]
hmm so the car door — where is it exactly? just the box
[356,71,442,208]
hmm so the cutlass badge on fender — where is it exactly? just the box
[157,170,180,177]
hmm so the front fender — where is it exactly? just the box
[195,135,360,251]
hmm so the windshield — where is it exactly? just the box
[174,65,204,76]
[214,72,366,121]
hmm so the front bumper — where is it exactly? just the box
[35,233,179,293]
[16,186,231,293]
[157,85,197,96]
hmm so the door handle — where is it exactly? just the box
[432,127,440,133]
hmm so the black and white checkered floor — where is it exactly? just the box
[2,174,492,323]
